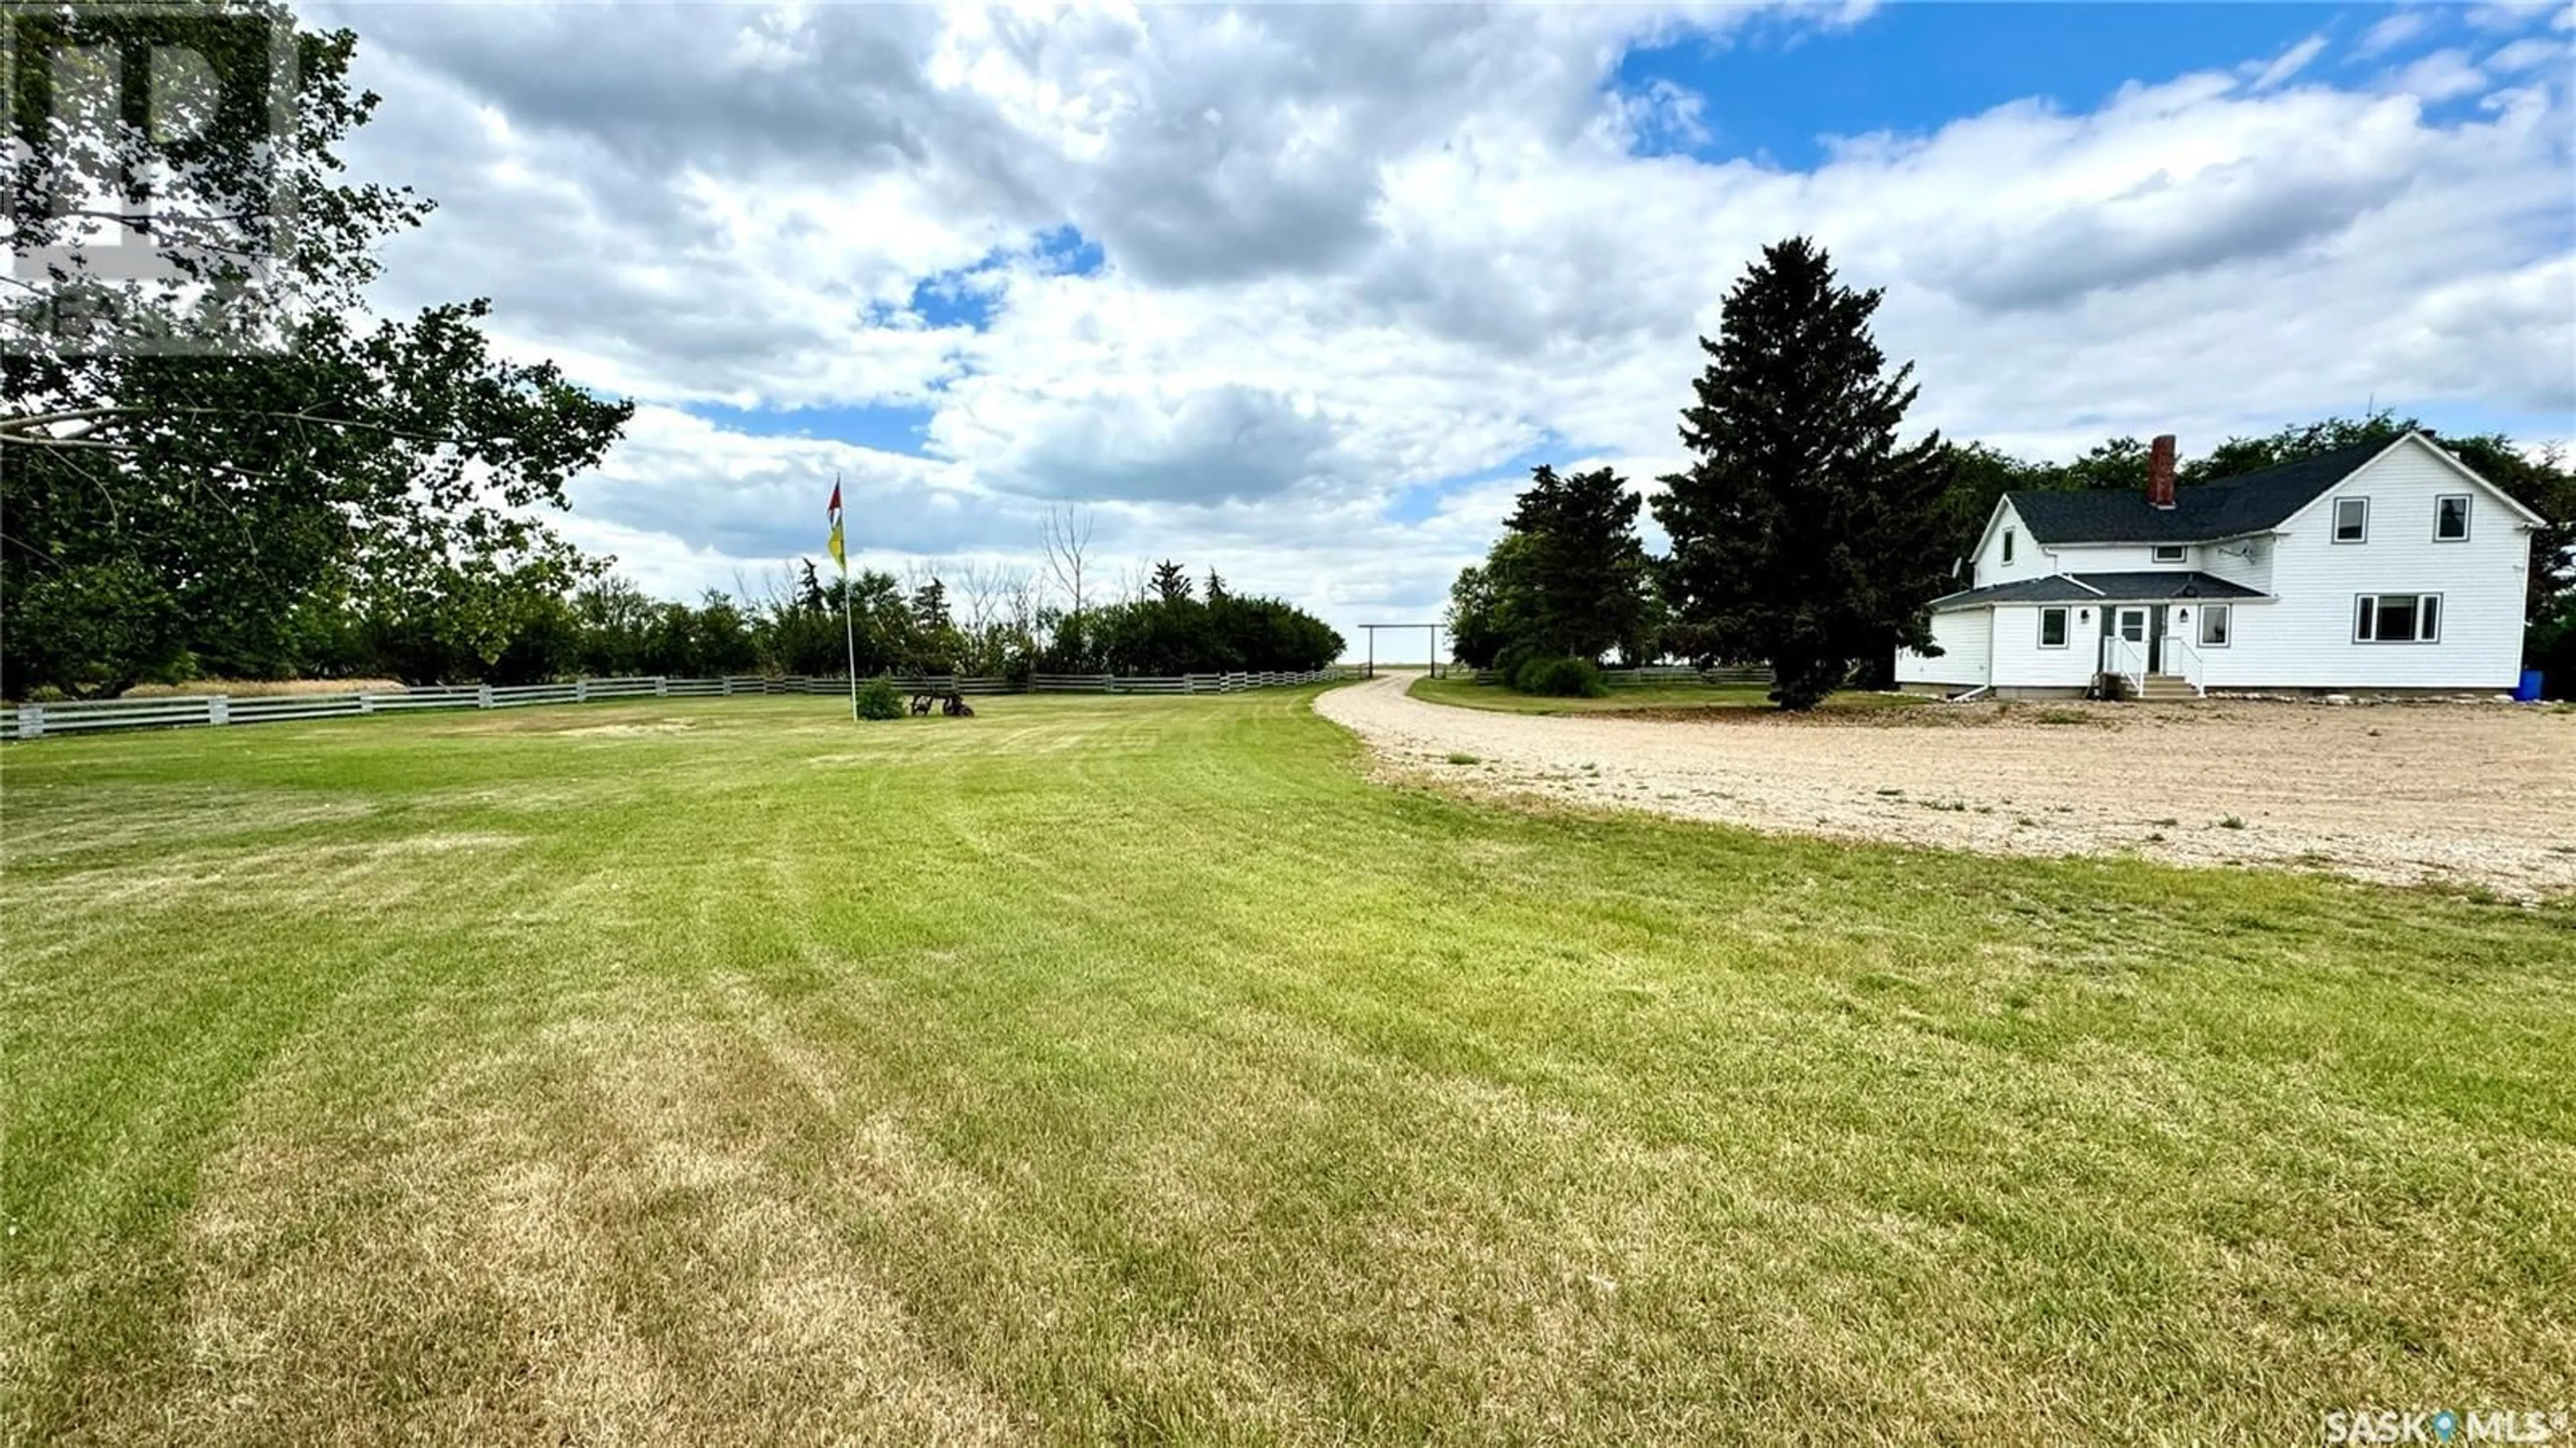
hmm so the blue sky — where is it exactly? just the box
[343,1,2575,639]
[1619,4,2341,168]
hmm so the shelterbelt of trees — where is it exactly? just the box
[1449,238,2576,708]
[2,550,1345,698]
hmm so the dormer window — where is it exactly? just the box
[2001,528,2015,564]
[2151,544,2186,564]
[2334,497,2369,544]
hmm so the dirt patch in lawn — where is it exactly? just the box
[1318,675,2576,898]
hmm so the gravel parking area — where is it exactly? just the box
[1316,674,2576,898]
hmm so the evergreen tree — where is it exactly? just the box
[1497,464,1653,664]
[910,578,951,632]
[1654,238,1951,709]
[1150,560,1193,604]
[1203,569,1228,604]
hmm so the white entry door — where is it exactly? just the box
[2110,607,2150,676]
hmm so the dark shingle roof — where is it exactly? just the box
[1928,570,2267,611]
[2004,438,2392,544]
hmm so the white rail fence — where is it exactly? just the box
[1,668,1360,741]
[1029,669,1352,695]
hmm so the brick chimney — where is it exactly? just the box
[2147,434,2177,510]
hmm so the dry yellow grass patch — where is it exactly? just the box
[555,719,700,738]
[168,988,1027,1447]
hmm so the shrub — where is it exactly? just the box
[1512,656,1608,697]
[854,676,906,721]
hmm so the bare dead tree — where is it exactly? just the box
[1038,504,1095,616]
[1002,568,1038,639]
[951,558,1026,637]
[1116,557,1156,605]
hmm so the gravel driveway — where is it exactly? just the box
[1316,673,2576,898]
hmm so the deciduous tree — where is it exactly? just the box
[2,3,629,698]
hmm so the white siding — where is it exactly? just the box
[2200,437,2534,690]
[1989,603,2103,690]
[1897,608,1990,686]
[2045,541,2202,572]
[2198,535,2275,595]
[1971,503,2049,586]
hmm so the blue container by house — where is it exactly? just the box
[2516,668,2546,702]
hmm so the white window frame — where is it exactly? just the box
[2197,603,2231,648]
[2354,593,2441,644]
[2151,544,2187,564]
[2002,527,2016,565]
[2038,606,2070,648]
[2434,494,2471,542]
[2332,497,2369,544]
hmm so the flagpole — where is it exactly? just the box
[835,472,859,722]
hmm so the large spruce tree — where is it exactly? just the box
[1654,238,1951,709]
[1444,464,1658,673]
[1499,464,1654,664]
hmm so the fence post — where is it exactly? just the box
[576,678,590,704]
[357,692,376,715]
[655,676,668,696]
[722,677,734,696]
[209,696,230,726]
[478,684,494,709]
[19,703,42,740]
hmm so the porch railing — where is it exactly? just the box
[2100,635,2147,696]
[2163,634,2207,696]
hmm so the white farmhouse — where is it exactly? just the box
[1896,431,2544,700]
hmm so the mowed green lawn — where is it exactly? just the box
[3,687,2571,1445]
[1405,674,1925,715]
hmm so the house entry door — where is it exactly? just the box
[2113,607,2151,675]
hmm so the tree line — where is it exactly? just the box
[1452,238,2576,707]
[3,536,1347,696]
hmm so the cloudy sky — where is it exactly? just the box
[317,1,2576,648]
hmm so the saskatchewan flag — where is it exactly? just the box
[825,478,846,570]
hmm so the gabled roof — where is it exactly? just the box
[1927,570,2267,612]
[2004,439,2390,545]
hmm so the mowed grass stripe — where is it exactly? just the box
[2,688,2570,1445]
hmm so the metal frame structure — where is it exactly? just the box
[1358,623,1444,678]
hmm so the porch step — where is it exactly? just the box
[2131,678,2202,702]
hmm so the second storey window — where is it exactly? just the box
[2355,593,2440,643]
[2151,544,2186,564]
[2436,495,2471,541]
[2002,527,2015,564]
[2334,497,2369,543]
